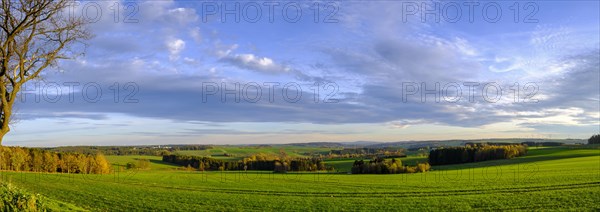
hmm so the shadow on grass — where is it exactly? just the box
[148,159,181,167]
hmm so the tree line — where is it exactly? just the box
[329,147,403,155]
[519,141,563,147]
[46,146,169,156]
[162,154,328,172]
[44,145,213,156]
[589,134,600,145]
[0,146,110,174]
[428,144,527,165]
[351,158,430,174]
[326,148,406,160]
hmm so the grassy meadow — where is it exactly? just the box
[174,145,334,161]
[0,146,598,211]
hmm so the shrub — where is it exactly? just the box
[416,163,431,173]
[126,162,137,169]
[137,159,151,170]
[0,183,47,211]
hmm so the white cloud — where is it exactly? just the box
[183,57,196,64]
[388,119,429,129]
[215,44,238,58]
[222,53,292,74]
[166,38,185,61]
[452,37,478,56]
[12,1,598,145]
[190,27,202,43]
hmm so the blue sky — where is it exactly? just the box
[6,0,599,146]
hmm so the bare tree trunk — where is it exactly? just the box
[0,101,7,145]
[0,129,7,143]
[0,0,91,145]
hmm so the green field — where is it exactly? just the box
[1,146,598,211]
[175,145,335,161]
[105,155,173,170]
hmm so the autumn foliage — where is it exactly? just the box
[0,146,110,174]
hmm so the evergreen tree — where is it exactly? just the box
[589,134,600,144]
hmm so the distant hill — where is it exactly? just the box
[340,141,382,146]
[365,138,586,150]
[35,138,586,153]
[285,142,345,148]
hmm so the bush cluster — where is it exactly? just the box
[0,183,47,211]
[351,158,430,174]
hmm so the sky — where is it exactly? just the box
[5,0,600,147]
